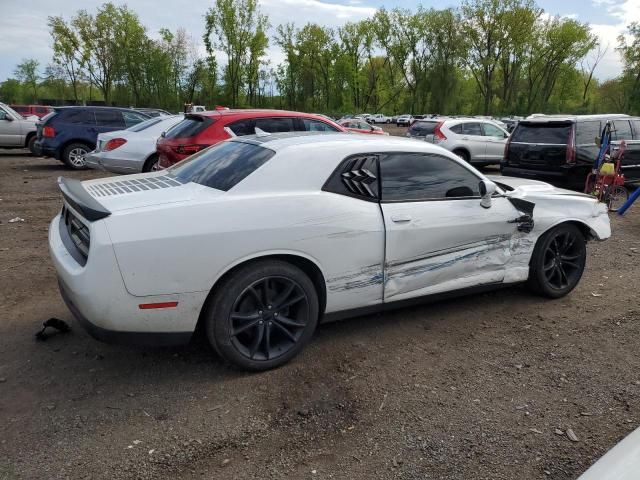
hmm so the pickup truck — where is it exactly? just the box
[0,102,38,153]
[369,113,392,124]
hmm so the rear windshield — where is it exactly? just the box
[170,140,275,191]
[127,117,165,132]
[511,123,571,144]
[409,121,438,135]
[165,116,213,139]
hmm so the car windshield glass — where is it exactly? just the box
[165,116,212,139]
[126,117,164,132]
[3,104,24,118]
[512,123,571,144]
[170,140,275,191]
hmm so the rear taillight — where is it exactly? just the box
[43,126,55,137]
[171,144,206,155]
[104,138,127,151]
[566,124,576,164]
[434,122,446,142]
[503,134,512,161]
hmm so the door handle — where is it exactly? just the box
[462,136,469,140]
[391,214,412,223]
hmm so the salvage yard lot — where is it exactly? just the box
[1,148,640,480]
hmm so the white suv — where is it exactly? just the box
[0,102,38,153]
[430,118,509,165]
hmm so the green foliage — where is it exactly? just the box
[1,1,637,116]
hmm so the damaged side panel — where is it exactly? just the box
[380,197,522,302]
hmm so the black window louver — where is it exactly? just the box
[340,157,378,198]
[322,154,379,201]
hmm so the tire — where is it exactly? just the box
[63,142,91,170]
[142,154,159,173]
[453,149,470,163]
[527,223,586,299]
[204,260,319,371]
[606,185,628,212]
[26,135,37,155]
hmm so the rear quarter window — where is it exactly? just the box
[512,123,571,144]
[576,121,601,145]
[170,140,275,191]
[61,110,96,125]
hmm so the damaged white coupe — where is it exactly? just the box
[49,133,611,370]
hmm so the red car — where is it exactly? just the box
[338,118,388,135]
[10,104,54,119]
[157,109,346,168]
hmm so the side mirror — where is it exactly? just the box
[0,112,11,121]
[479,179,497,209]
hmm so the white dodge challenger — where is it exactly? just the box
[49,133,611,370]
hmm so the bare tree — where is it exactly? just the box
[581,43,608,105]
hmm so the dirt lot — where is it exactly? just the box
[1,144,640,480]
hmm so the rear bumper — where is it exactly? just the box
[58,277,192,347]
[501,165,567,179]
[49,212,200,347]
[33,140,57,158]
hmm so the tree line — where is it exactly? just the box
[2,0,640,116]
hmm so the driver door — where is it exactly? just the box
[379,152,521,303]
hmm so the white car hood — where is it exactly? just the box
[488,175,593,199]
[80,172,219,214]
[578,426,640,480]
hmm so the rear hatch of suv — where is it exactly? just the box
[407,120,439,141]
[506,120,573,173]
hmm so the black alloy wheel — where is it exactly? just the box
[205,260,319,371]
[229,277,309,361]
[528,224,586,298]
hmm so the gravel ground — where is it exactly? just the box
[1,140,639,480]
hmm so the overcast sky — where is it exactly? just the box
[1,0,638,82]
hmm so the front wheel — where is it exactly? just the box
[204,260,319,371]
[527,224,586,298]
[27,135,37,155]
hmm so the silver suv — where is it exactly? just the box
[429,118,509,166]
[0,102,38,153]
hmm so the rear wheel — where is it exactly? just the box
[453,149,470,163]
[63,143,90,170]
[527,224,586,298]
[142,154,160,173]
[205,260,319,371]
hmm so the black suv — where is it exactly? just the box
[501,115,640,185]
[34,106,149,169]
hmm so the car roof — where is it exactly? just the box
[522,114,631,123]
[232,131,439,152]
[195,109,332,119]
[54,106,145,112]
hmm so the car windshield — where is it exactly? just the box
[126,117,165,132]
[170,140,275,191]
[2,104,24,119]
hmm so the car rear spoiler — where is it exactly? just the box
[58,177,111,221]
